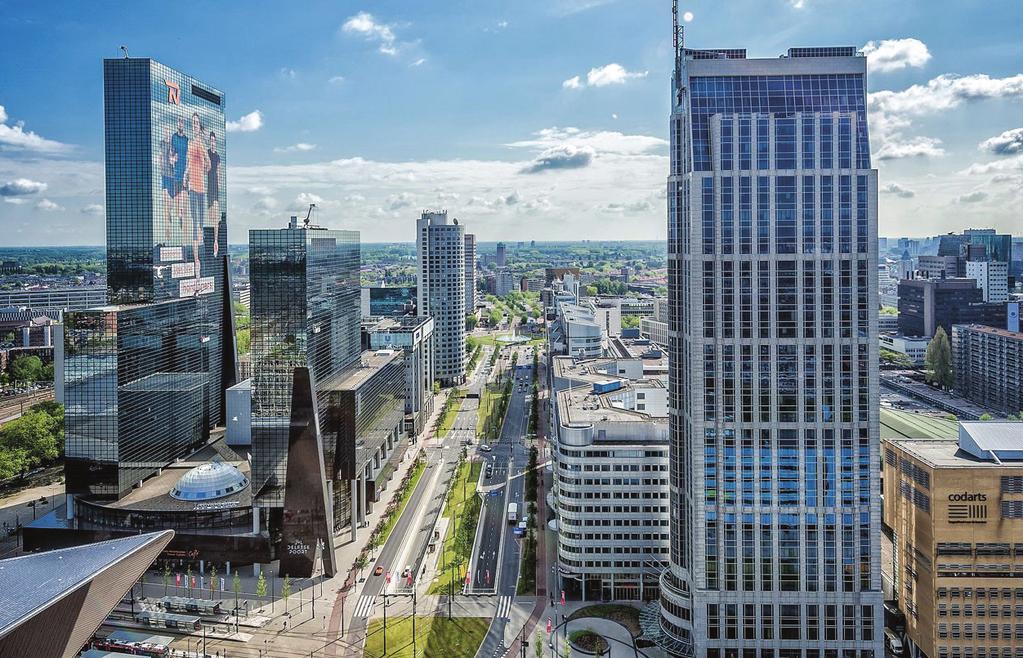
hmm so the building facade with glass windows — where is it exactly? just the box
[660,41,882,657]
[63,58,236,500]
[416,211,466,386]
[248,224,361,514]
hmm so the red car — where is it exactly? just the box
[374,565,384,576]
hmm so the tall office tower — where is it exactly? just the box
[249,220,360,559]
[963,228,1012,263]
[464,233,478,315]
[496,241,507,267]
[416,211,466,385]
[660,18,882,656]
[63,58,236,498]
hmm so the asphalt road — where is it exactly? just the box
[476,350,532,658]
[343,349,490,656]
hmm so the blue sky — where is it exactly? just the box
[1,0,1022,245]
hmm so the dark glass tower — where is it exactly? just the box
[64,58,236,498]
[661,20,881,656]
[249,225,361,511]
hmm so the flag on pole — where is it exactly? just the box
[175,573,181,586]
[221,577,225,591]
[200,576,205,590]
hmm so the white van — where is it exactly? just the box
[884,628,904,656]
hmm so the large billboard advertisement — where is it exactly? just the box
[149,61,226,301]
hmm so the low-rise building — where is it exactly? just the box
[880,332,930,366]
[549,301,604,358]
[640,317,668,347]
[550,355,669,601]
[952,324,1023,416]
[898,278,1006,337]
[882,423,1023,658]
[966,260,1010,304]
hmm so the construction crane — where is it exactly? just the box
[304,203,317,228]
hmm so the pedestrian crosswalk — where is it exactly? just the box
[496,595,512,619]
[353,594,376,619]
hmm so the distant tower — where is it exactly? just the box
[417,211,466,385]
[495,241,507,267]
[661,23,882,657]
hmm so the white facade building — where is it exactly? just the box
[416,210,466,386]
[551,355,670,601]
[965,260,1009,303]
[495,267,516,297]
[550,301,604,358]
[464,233,478,314]
[588,298,622,337]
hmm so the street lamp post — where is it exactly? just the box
[382,593,388,655]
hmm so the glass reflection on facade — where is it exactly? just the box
[662,42,881,656]
[65,58,233,498]
[367,286,416,316]
[249,226,361,508]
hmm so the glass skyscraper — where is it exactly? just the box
[64,58,236,498]
[249,225,361,511]
[660,31,882,657]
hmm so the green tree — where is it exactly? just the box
[10,354,43,383]
[621,314,641,329]
[40,362,55,382]
[236,328,251,355]
[535,631,544,658]
[466,314,479,331]
[281,576,292,613]
[0,410,61,466]
[163,563,171,596]
[0,448,27,480]
[924,327,954,389]
[255,570,267,607]
[979,413,993,421]
[209,564,218,599]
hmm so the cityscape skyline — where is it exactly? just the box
[1,1,1022,245]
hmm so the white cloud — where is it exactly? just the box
[279,67,296,79]
[861,38,931,73]
[586,63,648,87]
[956,190,988,204]
[875,136,944,161]
[682,11,694,22]
[869,73,1023,161]
[497,20,508,28]
[34,198,63,212]
[294,192,324,207]
[342,12,398,56]
[80,203,104,215]
[561,64,648,90]
[386,192,414,210]
[0,105,72,154]
[3,197,27,205]
[520,145,595,174]
[506,127,666,156]
[789,0,806,8]
[254,196,278,214]
[600,200,654,213]
[961,155,1023,176]
[880,182,915,198]
[274,143,317,153]
[979,127,1023,156]
[329,75,346,85]
[226,110,264,133]
[0,178,47,196]
[410,58,427,67]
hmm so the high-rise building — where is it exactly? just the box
[464,233,478,315]
[495,241,507,267]
[367,315,436,437]
[964,228,1012,264]
[495,266,516,297]
[965,260,1009,303]
[249,221,361,513]
[661,31,882,655]
[416,211,466,386]
[952,324,1023,416]
[63,57,236,499]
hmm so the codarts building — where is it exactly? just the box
[28,57,252,564]
[660,14,882,657]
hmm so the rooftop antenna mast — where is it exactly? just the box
[672,1,684,89]
[120,45,129,59]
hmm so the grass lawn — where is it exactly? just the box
[377,458,427,546]
[436,389,465,438]
[365,615,490,658]
[569,604,643,638]
[880,407,958,440]
[428,460,483,594]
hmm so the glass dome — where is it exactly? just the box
[170,462,249,501]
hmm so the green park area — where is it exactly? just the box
[435,389,465,439]
[880,407,958,440]
[428,459,482,594]
[365,615,490,658]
